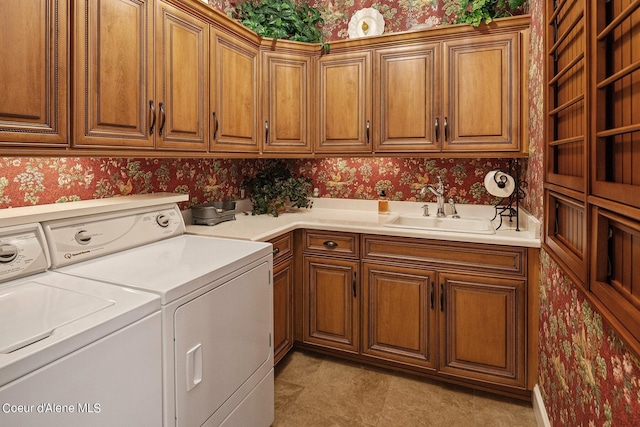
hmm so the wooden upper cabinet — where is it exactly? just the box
[262,52,313,154]
[74,0,208,151]
[155,0,208,151]
[316,51,372,153]
[442,32,520,152]
[74,0,153,148]
[0,0,68,146]
[374,43,440,153]
[210,29,259,153]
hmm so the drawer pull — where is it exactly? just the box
[323,240,338,248]
[352,272,357,297]
[430,281,435,309]
[272,247,280,256]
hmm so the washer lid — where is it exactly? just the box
[0,282,113,354]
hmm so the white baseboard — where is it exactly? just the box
[532,384,551,427]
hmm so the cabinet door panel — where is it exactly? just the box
[303,256,359,353]
[74,0,153,148]
[0,0,67,145]
[374,44,440,152]
[316,52,372,153]
[155,1,208,151]
[273,258,294,365]
[443,33,519,151]
[210,30,258,152]
[439,272,526,387]
[362,263,436,369]
[263,53,312,153]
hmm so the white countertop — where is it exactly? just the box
[185,198,541,248]
[0,193,189,227]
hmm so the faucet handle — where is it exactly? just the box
[448,198,460,218]
[421,204,430,216]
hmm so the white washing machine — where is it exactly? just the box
[42,203,275,427]
[0,223,163,427]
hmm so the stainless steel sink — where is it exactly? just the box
[383,214,496,234]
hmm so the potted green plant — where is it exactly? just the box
[444,0,528,27]
[232,0,325,43]
[242,161,313,217]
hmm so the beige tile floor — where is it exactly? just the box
[273,351,537,427]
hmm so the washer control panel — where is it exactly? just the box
[43,204,185,268]
[0,223,49,283]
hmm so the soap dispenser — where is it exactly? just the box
[378,190,389,214]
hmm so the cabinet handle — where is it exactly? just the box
[158,102,166,136]
[272,247,280,256]
[212,112,218,141]
[434,117,439,142]
[265,120,270,144]
[149,100,157,134]
[352,272,357,298]
[430,281,435,309]
[440,283,445,312]
[365,120,370,145]
[322,240,338,248]
[443,116,448,142]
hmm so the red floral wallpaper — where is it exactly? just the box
[0,157,515,209]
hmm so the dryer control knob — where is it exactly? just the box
[75,230,92,245]
[0,244,18,263]
[156,214,170,228]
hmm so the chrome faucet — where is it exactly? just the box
[421,177,445,218]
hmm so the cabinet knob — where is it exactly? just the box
[272,247,280,256]
[323,240,338,248]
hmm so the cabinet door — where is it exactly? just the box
[273,257,294,365]
[262,52,312,154]
[362,262,437,370]
[438,272,526,388]
[374,43,440,153]
[303,255,359,353]
[316,51,372,153]
[210,29,259,153]
[442,33,520,152]
[0,0,67,146]
[74,0,154,148]
[155,0,208,151]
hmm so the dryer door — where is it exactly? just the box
[174,261,272,427]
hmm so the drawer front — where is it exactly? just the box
[362,235,526,277]
[269,233,293,265]
[303,231,359,258]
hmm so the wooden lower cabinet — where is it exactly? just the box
[298,231,535,398]
[271,233,294,365]
[273,257,294,364]
[439,271,526,388]
[361,262,437,370]
[303,255,359,354]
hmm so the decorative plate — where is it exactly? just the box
[348,8,385,39]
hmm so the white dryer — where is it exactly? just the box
[43,203,274,427]
[0,223,162,427]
